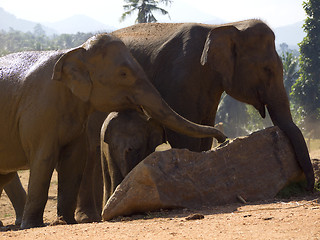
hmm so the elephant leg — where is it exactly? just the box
[101,145,112,206]
[200,137,214,151]
[167,130,203,152]
[75,146,102,223]
[199,117,217,150]
[0,172,16,227]
[101,143,123,204]
[93,151,103,217]
[0,172,16,191]
[167,115,217,152]
[109,158,124,196]
[56,135,87,224]
[4,172,27,226]
[21,152,56,229]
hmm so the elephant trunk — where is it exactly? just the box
[132,81,226,143]
[266,90,315,191]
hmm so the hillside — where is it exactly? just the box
[0,7,56,34]
[44,15,115,34]
[274,21,305,48]
[0,8,113,35]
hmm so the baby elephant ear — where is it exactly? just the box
[52,47,92,102]
[200,26,239,86]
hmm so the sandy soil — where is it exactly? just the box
[0,154,320,239]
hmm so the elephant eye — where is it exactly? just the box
[125,148,132,154]
[118,66,135,85]
[120,70,127,78]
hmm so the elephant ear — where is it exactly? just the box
[52,47,92,102]
[200,26,239,87]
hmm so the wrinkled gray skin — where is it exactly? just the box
[0,33,226,229]
[101,110,166,203]
[68,19,315,222]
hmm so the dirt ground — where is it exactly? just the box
[0,153,320,240]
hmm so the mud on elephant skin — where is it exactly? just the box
[112,19,314,190]
[0,34,226,229]
[101,110,166,204]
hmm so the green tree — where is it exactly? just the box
[0,29,95,56]
[121,0,172,23]
[281,51,299,97]
[279,42,289,54]
[33,24,46,37]
[291,0,320,135]
[33,24,48,51]
[216,94,249,138]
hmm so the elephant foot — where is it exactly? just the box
[20,219,45,229]
[49,216,68,226]
[75,209,101,223]
[15,216,22,226]
[306,183,315,193]
[306,175,315,192]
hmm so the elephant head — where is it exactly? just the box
[102,110,166,200]
[52,34,226,143]
[200,20,314,190]
[106,110,165,177]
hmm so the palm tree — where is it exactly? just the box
[120,0,172,23]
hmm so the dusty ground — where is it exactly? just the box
[0,153,320,239]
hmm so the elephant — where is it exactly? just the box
[76,19,314,223]
[109,20,314,191]
[101,110,166,203]
[0,33,226,228]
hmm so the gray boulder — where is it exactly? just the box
[102,126,304,221]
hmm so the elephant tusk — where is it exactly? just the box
[140,105,152,120]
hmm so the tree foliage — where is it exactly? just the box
[121,0,172,23]
[281,51,299,98]
[291,0,320,132]
[216,94,249,138]
[216,94,272,138]
[0,25,95,57]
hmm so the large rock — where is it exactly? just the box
[102,127,304,221]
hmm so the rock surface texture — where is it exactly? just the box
[102,126,304,221]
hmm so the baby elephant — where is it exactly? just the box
[101,110,166,203]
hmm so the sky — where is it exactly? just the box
[0,0,306,29]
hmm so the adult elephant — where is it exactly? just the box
[101,110,166,202]
[0,33,226,229]
[76,19,315,222]
[110,20,314,190]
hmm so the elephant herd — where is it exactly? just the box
[0,19,315,229]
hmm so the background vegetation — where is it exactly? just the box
[0,24,95,56]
